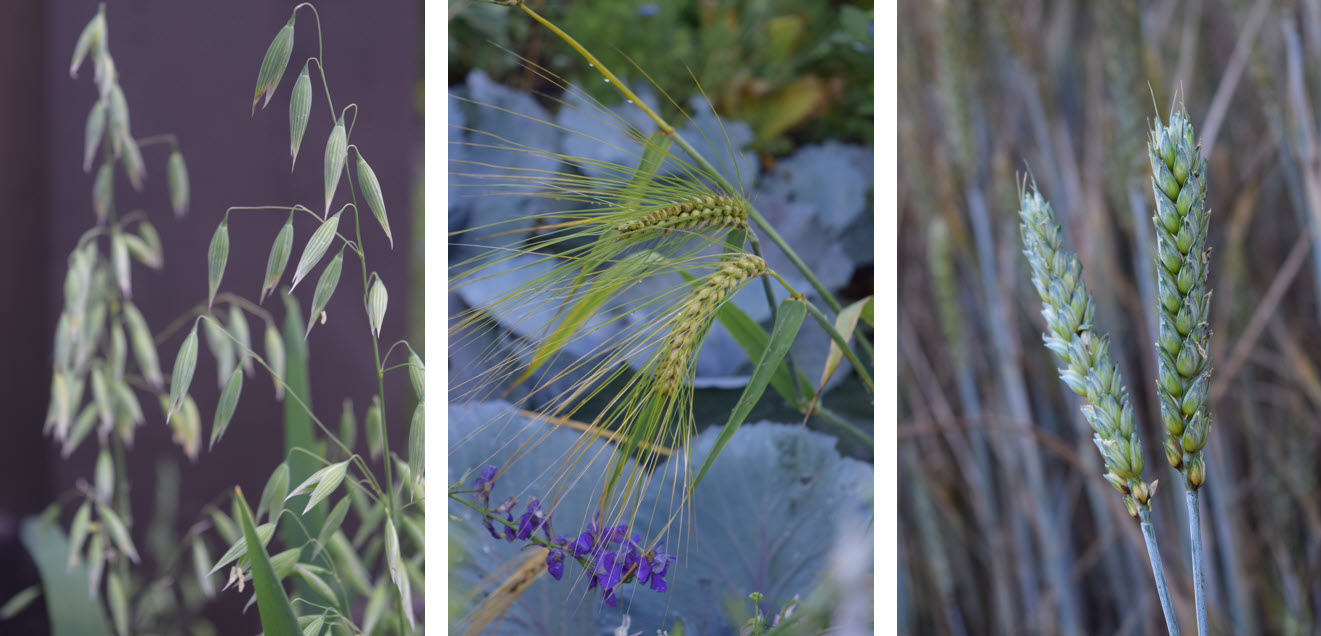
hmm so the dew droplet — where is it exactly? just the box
[604,78,611,83]
[589,63,594,68]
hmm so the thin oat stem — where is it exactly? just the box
[133,133,178,151]
[811,405,872,447]
[292,3,334,118]
[1140,507,1181,635]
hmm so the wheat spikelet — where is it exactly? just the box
[654,253,767,396]
[614,194,748,236]
[1148,104,1213,491]
[1020,182,1154,517]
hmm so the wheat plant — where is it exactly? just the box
[1149,102,1214,636]
[1019,181,1179,634]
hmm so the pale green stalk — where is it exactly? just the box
[1019,182,1180,634]
[1148,103,1213,636]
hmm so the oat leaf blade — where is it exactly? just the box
[167,151,189,217]
[263,213,295,301]
[233,488,301,636]
[19,517,113,636]
[289,63,311,169]
[356,151,392,247]
[253,19,295,114]
[367,277,387,338]
[323,117,346,216]
[690,296,806,493]
[286,460,349,515]
[210,366,244,450]
[291,211,340,290]
[305,249,344,339]
[167,322,199,424]
[207,217,229,309]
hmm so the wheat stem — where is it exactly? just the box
[1188,490,1207,635]
[1140,507,1181,636]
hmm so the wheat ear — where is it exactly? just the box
[1149,102,1213,636]
[1019,181,1181,635]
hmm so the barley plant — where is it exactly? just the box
[4,4,422,635]
[449,1,875,633]
[900,0,1321,633]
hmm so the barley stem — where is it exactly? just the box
[1188,490,1207,636]
[1140,507,1181,636]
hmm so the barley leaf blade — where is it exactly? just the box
[803,295,871,420]
[291,211,340,290]
[690,296,806,493]
[210,366,243,450]
[620,131,672,209]
[305,249,344,339]
[167,323,199,424]
[356,151,392,247]
[233,489,301,636]
[207,217,229,308]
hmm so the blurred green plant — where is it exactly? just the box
[449,0,873,152]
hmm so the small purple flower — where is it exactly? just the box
[637,4,659,17]
[545,546,566,580]
[484,496,518,541]
[472,465,498,490]
[570,530,595,558]
[516,497,549,540]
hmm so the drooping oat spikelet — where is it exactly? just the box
[654,253,767,396]
[1148,104,1213,491]
[615,194,749,236]
[1019,183,1154,517]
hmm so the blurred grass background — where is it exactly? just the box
[899,0,1321,634]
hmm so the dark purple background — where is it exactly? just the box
[0,0,419,631]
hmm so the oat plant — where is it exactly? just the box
[178,4,424,634]
[31,5,206,634]
[1019,181,1180,635]
[1148,103,1214,636]
[449,2,873,630]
